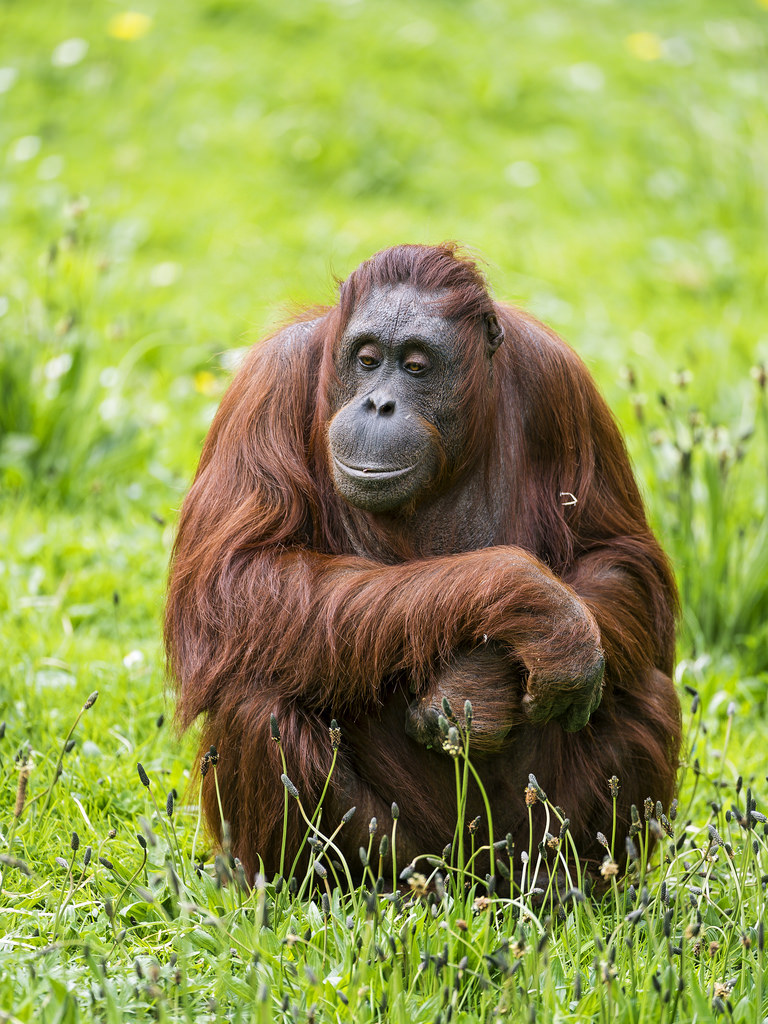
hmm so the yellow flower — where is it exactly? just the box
[626,32,662,61]
[108,12,153,41]
[194,371,219,396]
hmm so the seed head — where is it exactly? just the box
[464,700,473,730]
[83,691,99,710]
[208,745,218,767]
[329,720,341,750]
[281,774,299,799]
[600,858,619,880]
[608,776,620,799]
[200,753,210,777]
[472,895,490,912]
[14,761,30,820]
[442,727,462,758]
[391,802,399,820]
[270,714,281,743]
[407,872,428,898]
[597,831,609,849]
[528,774,547,802]
[166,791,174,818]
[71,831,80,852]
[524,784,537,806]
[341,806,356,824]
[441,696,457,723]
[713,979,733,999]
[369,817,377,835]
[643,797,653,820]
[137,763,150,788]
[468,816,481,835]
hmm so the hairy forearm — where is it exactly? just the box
[173,543,603,719]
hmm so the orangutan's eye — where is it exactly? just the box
[357,343,381,369]
[403,351,430,375]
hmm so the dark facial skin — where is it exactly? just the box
[328,284,488,514]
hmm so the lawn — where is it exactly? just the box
[1,0,767,1020]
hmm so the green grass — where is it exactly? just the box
[1,0,768,1020]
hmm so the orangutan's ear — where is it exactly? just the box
[485,312,504,355]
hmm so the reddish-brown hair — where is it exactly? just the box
[166,243,680,882]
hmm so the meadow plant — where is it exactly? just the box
[0,686,766,1022]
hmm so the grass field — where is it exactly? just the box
[1,0,768,1020]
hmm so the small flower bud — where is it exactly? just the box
[528,774,547,802]
[441,696,456,723]
[281,774,299,799]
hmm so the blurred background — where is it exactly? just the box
[1,0,767,745]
